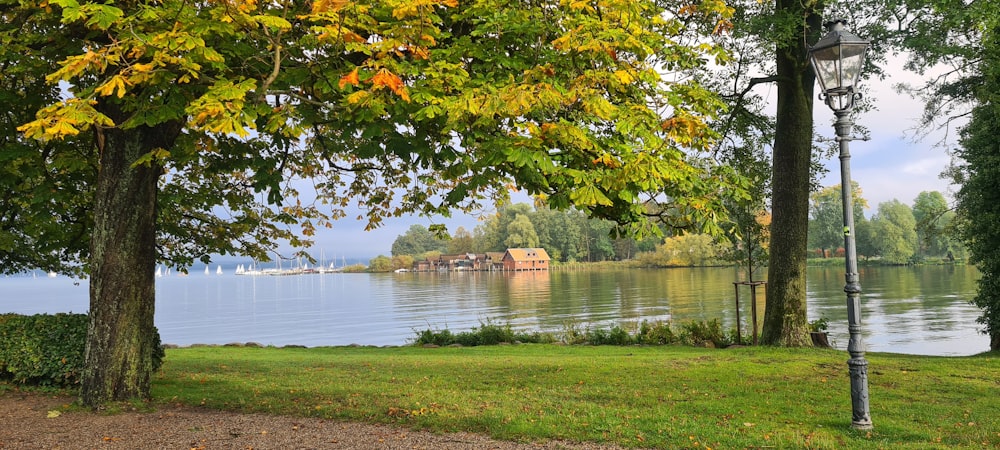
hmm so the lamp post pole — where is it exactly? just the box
[809,19,873,430]
[833,107,872,430]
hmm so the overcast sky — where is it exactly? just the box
[814,64,958,214]
[292,58,957,260]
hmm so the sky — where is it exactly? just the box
[295,58,959,260]
[813,61,959,214]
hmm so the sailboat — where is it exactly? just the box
[204,266,210,275]
[216,265,223,275]
[155,266,163,277]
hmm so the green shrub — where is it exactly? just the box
[412,320,554,347]
[678,319,732,348]
[0,313,165,388]
[412,318,748,349]
[587,325,635,346]
[808,317,829,332]
[413,327,456,346]
[558,321,589,345]
[461,321,516,346]
[637,320,677,345]
[0,313,88,387]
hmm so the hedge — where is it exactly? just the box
[0,313,164,388]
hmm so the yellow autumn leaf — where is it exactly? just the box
[237,0,257,13]
[94,75,129,98]
[346,90,369,105]
[613,70,635,85]
[131,62,155,73]
[312,0,349,13]
[568,0,594,12]
[44,121,81,138]
[343,31,366,43]
[47,410,61,419]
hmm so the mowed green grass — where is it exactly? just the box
[152,345,999,449]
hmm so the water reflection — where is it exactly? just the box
[807,265,985,356]
[0,265,987,355]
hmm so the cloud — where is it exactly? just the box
[815,54,959,212]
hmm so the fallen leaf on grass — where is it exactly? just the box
[46,410,61,418]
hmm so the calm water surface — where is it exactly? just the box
[0,265,988,356]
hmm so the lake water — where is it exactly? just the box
[0,265,989,356]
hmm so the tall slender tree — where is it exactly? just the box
[758,2,825,346]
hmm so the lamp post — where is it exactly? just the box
[808,19,873,430]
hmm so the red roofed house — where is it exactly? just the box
[501,248,551,271]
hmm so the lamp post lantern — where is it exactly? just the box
[808,19,873,431]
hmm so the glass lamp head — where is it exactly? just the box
[809,20,870,111]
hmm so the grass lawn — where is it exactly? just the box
[152,345,998,449]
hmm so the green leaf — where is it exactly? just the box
[570,185,613,207]
[83,4,124,30]
[253,15,292,31]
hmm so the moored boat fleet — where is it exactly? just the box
[155,260,349,277]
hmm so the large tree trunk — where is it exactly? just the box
[81,119,179,407]
[761,8,823,347]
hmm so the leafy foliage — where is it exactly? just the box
[711,0,826,346]
[870,200,918,265]
[808,183,867,258]
[367,255,393,272]
[912,191,960,259]
[808,317,829,333]
[390,225,448,257]
[0,313,163,387]
[634,233,728,267]
[5,0,743,274]
[395,203,657,263]
[4,0,743,403]
[804,187,963,263]
[954,11,1000,350]
[869,0,1000,349]
[503,214,540,249]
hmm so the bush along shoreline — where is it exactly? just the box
[411,319,744,348]
[0,313,164,388]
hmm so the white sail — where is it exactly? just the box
[155,266,162,277]
[205,266,210,275]
[216,265,223,275]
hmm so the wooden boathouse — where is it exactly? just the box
[411,248,550,272]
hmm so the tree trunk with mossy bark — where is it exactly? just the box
[81,118,179,407]
[761,8,823,347]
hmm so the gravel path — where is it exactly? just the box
[0,391,629,449]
